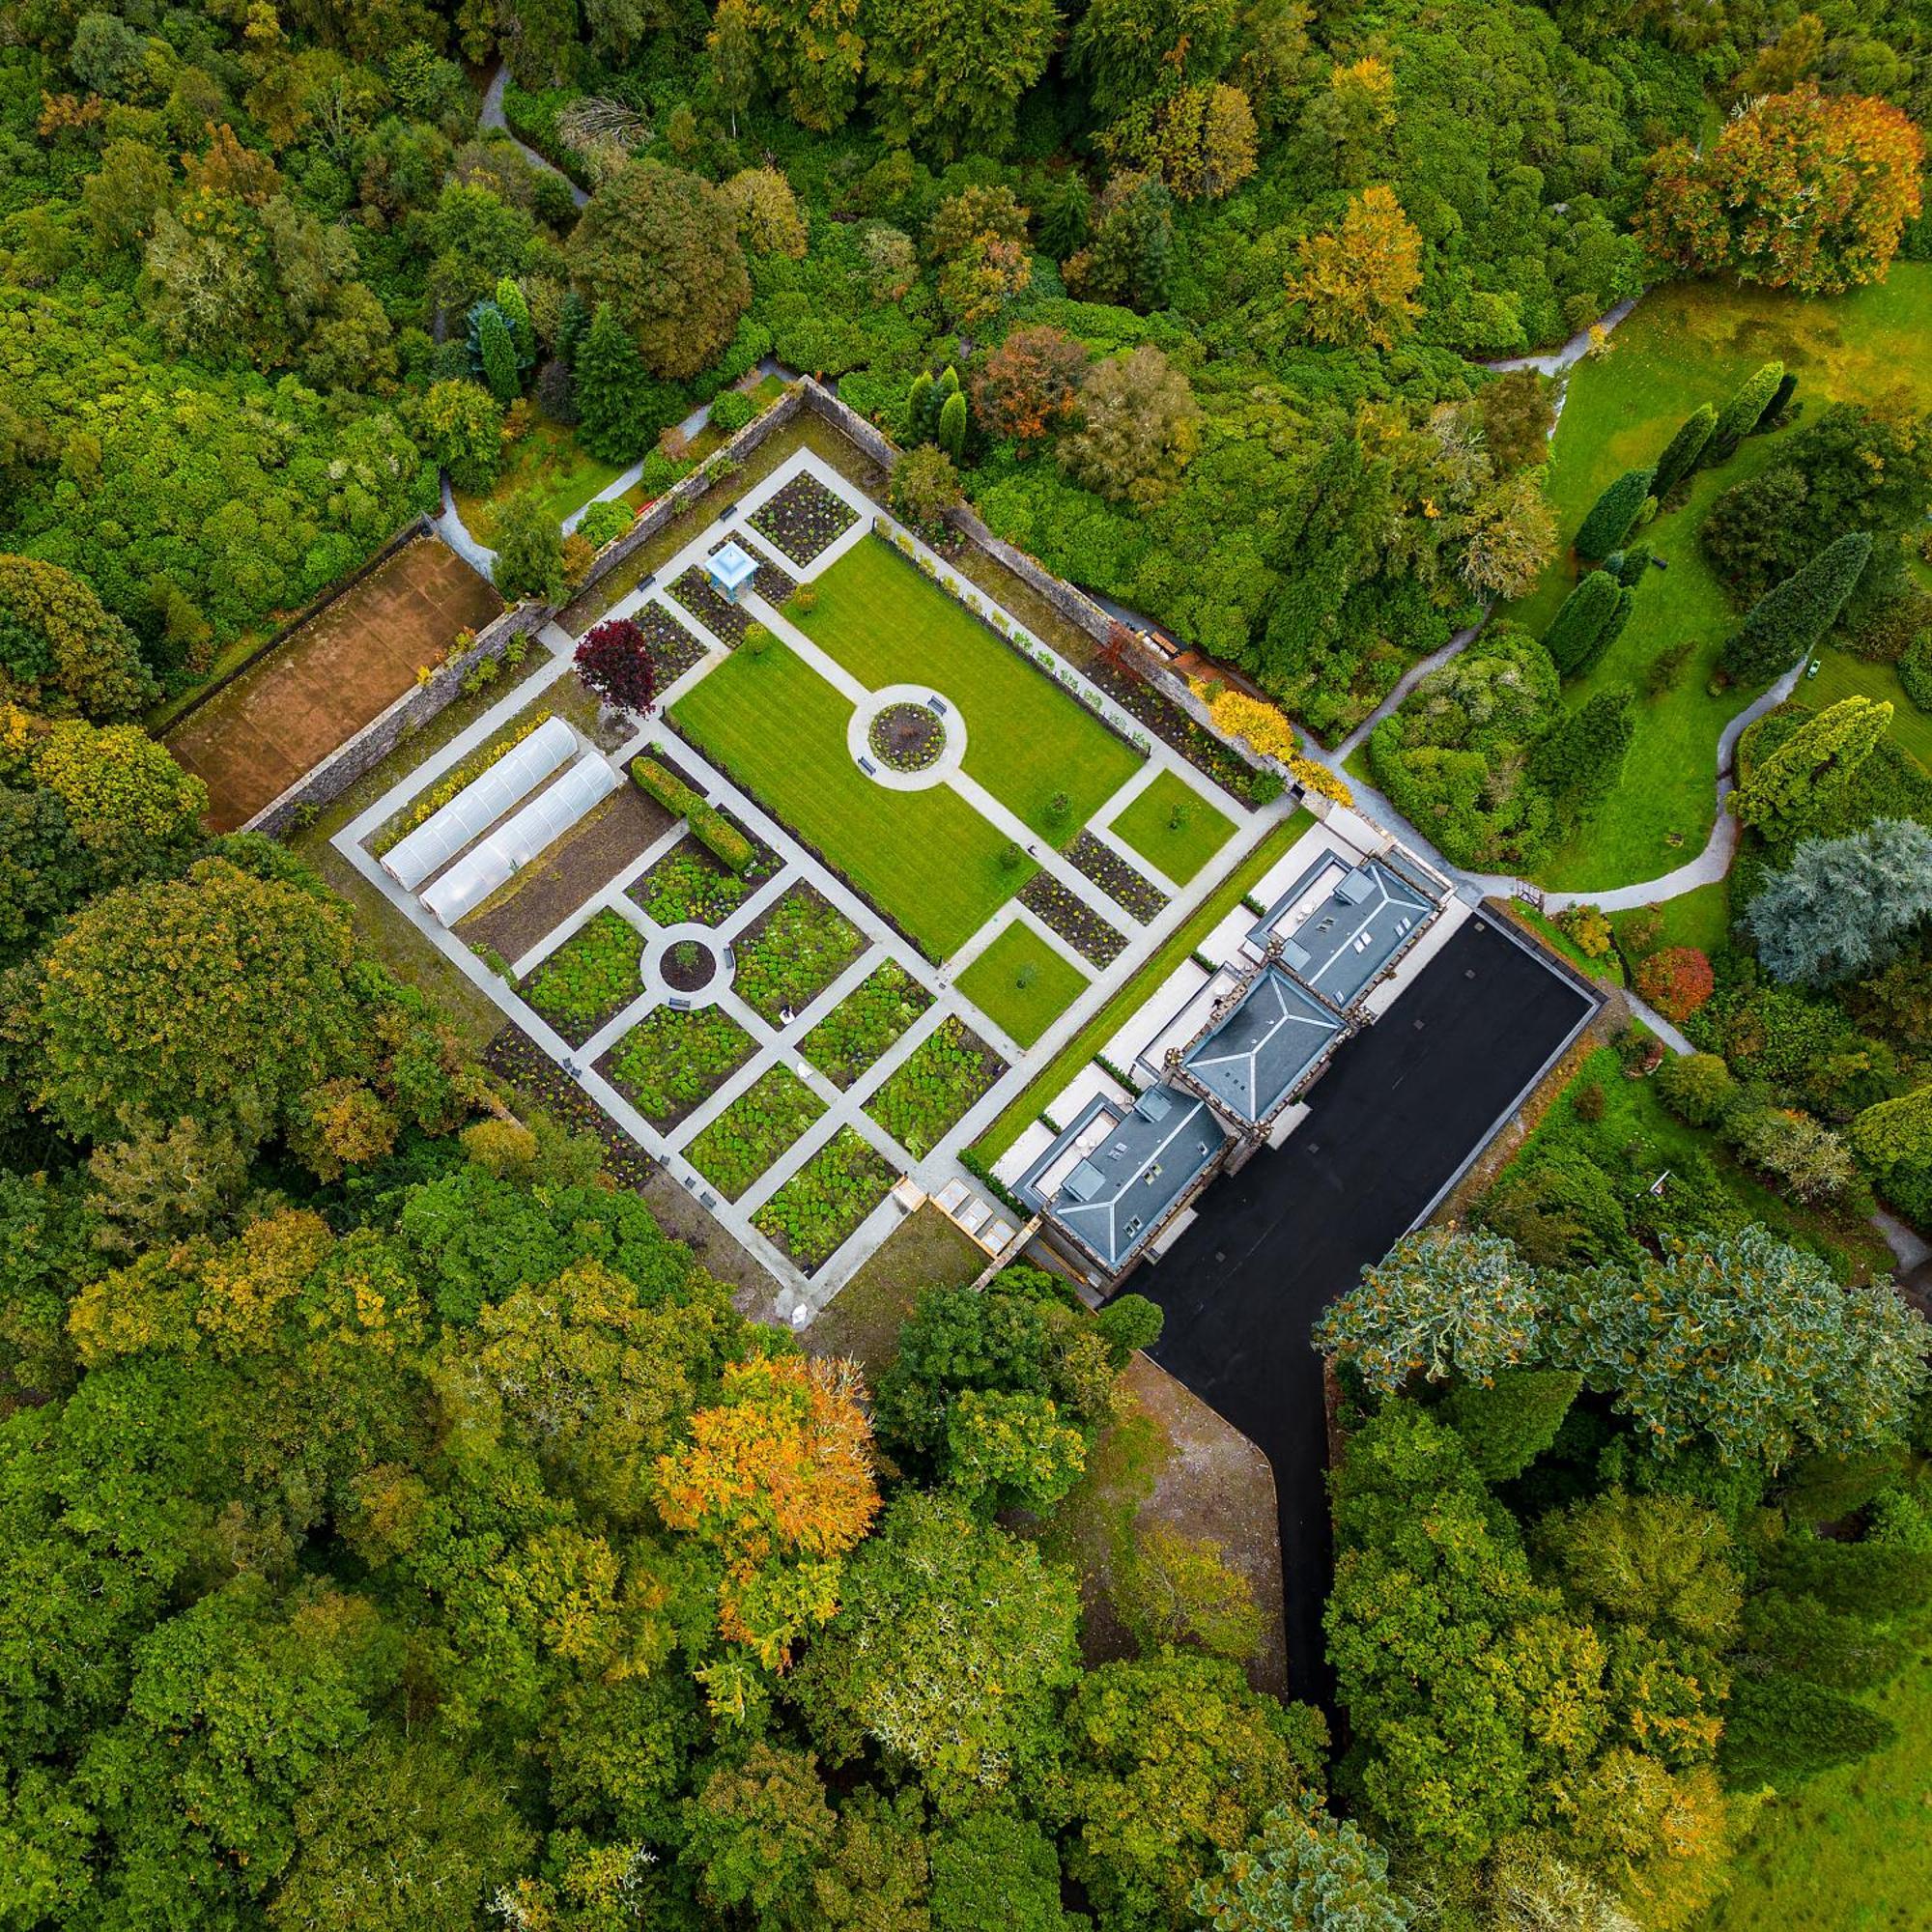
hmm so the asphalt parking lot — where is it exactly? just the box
[1137,913,1597,1699]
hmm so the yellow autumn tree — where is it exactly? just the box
[1192,680,1353,805]
[1285,184,1424,351]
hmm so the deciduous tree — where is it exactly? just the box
[492,491,567,604]
[1071,0,1237,120]
[0,555,156,721]
[1057,345,1201,506]
[865,0,1058,158]
[567,161,751,382]
[413,381,506,492]
[1284,185,1423,352]
[574,617,658,716]
[974,327,1088,449]
[1638,87,1924,295]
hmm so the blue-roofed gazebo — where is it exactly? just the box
[707,541,759,605]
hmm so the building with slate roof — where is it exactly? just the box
[1248,849,1441,1011]
[1174,964,1343,1136]
[1014,1086,1227,1279]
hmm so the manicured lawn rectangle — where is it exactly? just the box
[974,810,1312,1160]
[1105,770,1236,885]
[955,922,1090,1048]
[794,536,1143,841]
[670,639,1024,959]
[686,1064,825,1201]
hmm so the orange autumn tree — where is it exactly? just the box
[1638,87,1925,296]
[655,1353,879,1669]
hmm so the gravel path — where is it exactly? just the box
[480,64,589,208]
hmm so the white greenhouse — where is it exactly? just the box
[420,754,620,926]
[383,716,578,890]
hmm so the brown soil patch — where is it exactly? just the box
[167,538,503,832]
[459,787,675,966]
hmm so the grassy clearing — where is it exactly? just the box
[1508,268,1932,893]
[454,419,626,545]
[1807,647,1932,773]
[795,536,1143,840]
[1703,1653,1932,1932]
[1106,770,1236,884]
[671,638,1024,960]
[1618,879,1735,958]
[806,1204,985,1378]
[973,808,1314,1160]
[955,922,1091,1047]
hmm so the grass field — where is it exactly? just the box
[955,922,1091,1047]
[1508,267,1932,893]
[796,537,1143,840]
[671,638,1023,959]
[1106,770,1236,884]
[973,809,1314,1160]
[1703,1655,1932,1932]
[454,420,626,546]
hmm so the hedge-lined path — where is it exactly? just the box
[480,64,589,208]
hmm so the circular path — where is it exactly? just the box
[846,683,967,789]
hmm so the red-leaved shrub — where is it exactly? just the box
[1634,945,1715,1022]
[575,617,657,716]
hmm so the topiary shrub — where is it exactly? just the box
[1575,467,1656,562]
[1543,570,1631,677]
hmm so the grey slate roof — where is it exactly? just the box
[1017,1088,1227,1272]
[1181,966,1342,1125]
[1250,856,1437,1009]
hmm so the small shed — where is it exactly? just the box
[706,541,759,605]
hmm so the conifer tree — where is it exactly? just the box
[1721,531,1872,684]
[574,302,682,463]
[1734,694,1891,834]
[937,387,968,459]
[495,275,535,364]
[476,305,520,403]
[1746,819,1932,985]
[1651,402,1716,500]
[1574,466,1654,562]
[1543,570,1628,677]
[1707,360,1785,466]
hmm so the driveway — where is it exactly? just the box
[1135,915,1598,1700]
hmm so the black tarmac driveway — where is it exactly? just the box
[1137,913,1597,1701]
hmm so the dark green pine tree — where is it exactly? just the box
[1721,531,1873,685]
[1706,359,1785,467]
[1529,688,1636,807]
[574,303,683,463]
[476,306,521,405]
[1542,569,1624,676]
[1650,403,1716,501]
[1439,1369,1582,1482]
[1574,466,1654,563]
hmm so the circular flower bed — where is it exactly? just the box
[868,702,945,773]
[660,937,717,993]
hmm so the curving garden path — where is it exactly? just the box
[480,65,590,209]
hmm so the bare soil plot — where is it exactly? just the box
[167,537,502,832]
[459,786,675,966]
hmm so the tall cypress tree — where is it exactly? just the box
[476,306,521,404]
[1721,531,1873,684]
[1707,360,1785,467]
[1543,570,1622,676]
[495,275,536,365]
[1650,403,1716,501]
[1574,466,1654,562]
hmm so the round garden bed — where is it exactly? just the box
[867,702,945,774]
[658,936,718,993]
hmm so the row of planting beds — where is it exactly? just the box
[800,961,933,1088]
[1065,831,1168,924]
[687,1065,825,1201]
[753,1126,895,1271]
[865,1016,1005,1159]
[519,907,644,1046]
[1018,871,1125,967]
[482,1022,655,1189]
[628,822,778,927]
[600,1004,755,1129]
[733,886,866,1025]
[749,472,858,568]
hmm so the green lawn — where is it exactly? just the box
[1617,879,1734,959]
[1508,267,1932,893]
[1105,771,1236,885]
[454,419,626,545]
[955,922,1091,1047]
[795,536,1143,841]
[1806,646,1932,774]
[671,639,1024,960]
[1702,1654,1932,1932]
[973,809,1314,1161]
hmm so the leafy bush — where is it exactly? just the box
[687,1065,825,1200]
[577,499,632,550]
[1655,1052,1738,1127]
[708,389,756,434]
[632,840,766,926]
[753,1127,895,1267]
[609,1006,754,1123]
[1633,946,1716,1021]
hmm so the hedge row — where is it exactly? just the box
[630,755,755,873]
